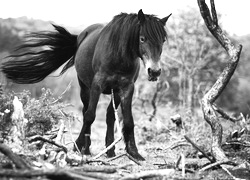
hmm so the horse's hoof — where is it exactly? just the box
[128,151,145,161]
[82,148,91,155]
[107,150,116,158]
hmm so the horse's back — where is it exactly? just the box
[75,23,104,87]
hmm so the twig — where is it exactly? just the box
[213,104,243,122]
[0,144,31,169]
[175,155,181,169]
[199,160,236,172]
[221,166,239,180]
[92,89,122,160]
[171,142,191,150]
[28,135,67,153]
[125,153,141,166]
[85,159,111,165]
[223,141,250,148]
[92,136,122,160]
[107,153,127,162]
[184,135,215,163]
[60,109,81,154]
[49,81,72,105]
[156,158,210,168]
[55,117,66,145]
[181,153,185,178]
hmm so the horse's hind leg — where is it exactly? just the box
[76,74,104,155]
[75,78,90,153]
[105,92,120,157]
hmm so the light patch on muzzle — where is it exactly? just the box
[144,59,161,81]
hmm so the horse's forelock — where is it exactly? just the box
[141,15,167,45]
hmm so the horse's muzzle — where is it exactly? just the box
[148,68,161,81]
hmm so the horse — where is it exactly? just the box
[1,9,171,160]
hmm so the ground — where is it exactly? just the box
[1,96,250,179]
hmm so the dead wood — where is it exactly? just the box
[184,135,215,163]
[213,104,244,123]
[0,143,31,169]
[197,0,242,162]
[0,169,113,180]
[199,160,237,172]
[72,165,117,173]
[28,135,67,152]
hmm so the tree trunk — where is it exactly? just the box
[187,75,194,114]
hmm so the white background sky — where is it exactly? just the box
[0,0,249,36]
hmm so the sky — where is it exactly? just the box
[0,0,249,36]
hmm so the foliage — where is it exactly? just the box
[0,84,14,140]
[0,86,75,141]
[23,88,71,136]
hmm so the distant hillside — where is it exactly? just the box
[0,17,54,53]
[0,16,84,53]
[0,17,81,104]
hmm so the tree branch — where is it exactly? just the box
[197,0,242,162]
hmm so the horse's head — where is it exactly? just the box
[138,9,171,81]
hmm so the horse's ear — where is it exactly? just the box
[161,13,172,25]
[138,9,146,24]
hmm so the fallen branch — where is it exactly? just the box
[184,135,215,163]
[155,158,210,168]
[28,135,67,153]
[0,143,31,169]
[0,168,115,180]
[106,152,141,166]
[197,0,242,161]
[72,165,117,173]
[199,160,237,172]
[107,153,127,162]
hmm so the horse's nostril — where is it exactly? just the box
[157,68,161,76]
[148,68,161,77]
[148,68,152,76]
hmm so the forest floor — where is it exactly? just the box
[1,100,250,180]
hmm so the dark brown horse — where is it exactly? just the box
[1,9,171,160]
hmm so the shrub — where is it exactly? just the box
[0,86,74,141]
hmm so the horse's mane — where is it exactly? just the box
[101,12,167,60]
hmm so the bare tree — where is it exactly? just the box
[198,0,242,161]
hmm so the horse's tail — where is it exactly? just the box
[1,24,78,84]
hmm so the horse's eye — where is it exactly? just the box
[140,36,145,43]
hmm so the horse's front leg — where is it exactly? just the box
[76,74,104,155]
[120,83,145,161]
[105,92,120,157]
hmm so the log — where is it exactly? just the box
[0,143,30,169]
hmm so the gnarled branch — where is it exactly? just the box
[197,0,242,161]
